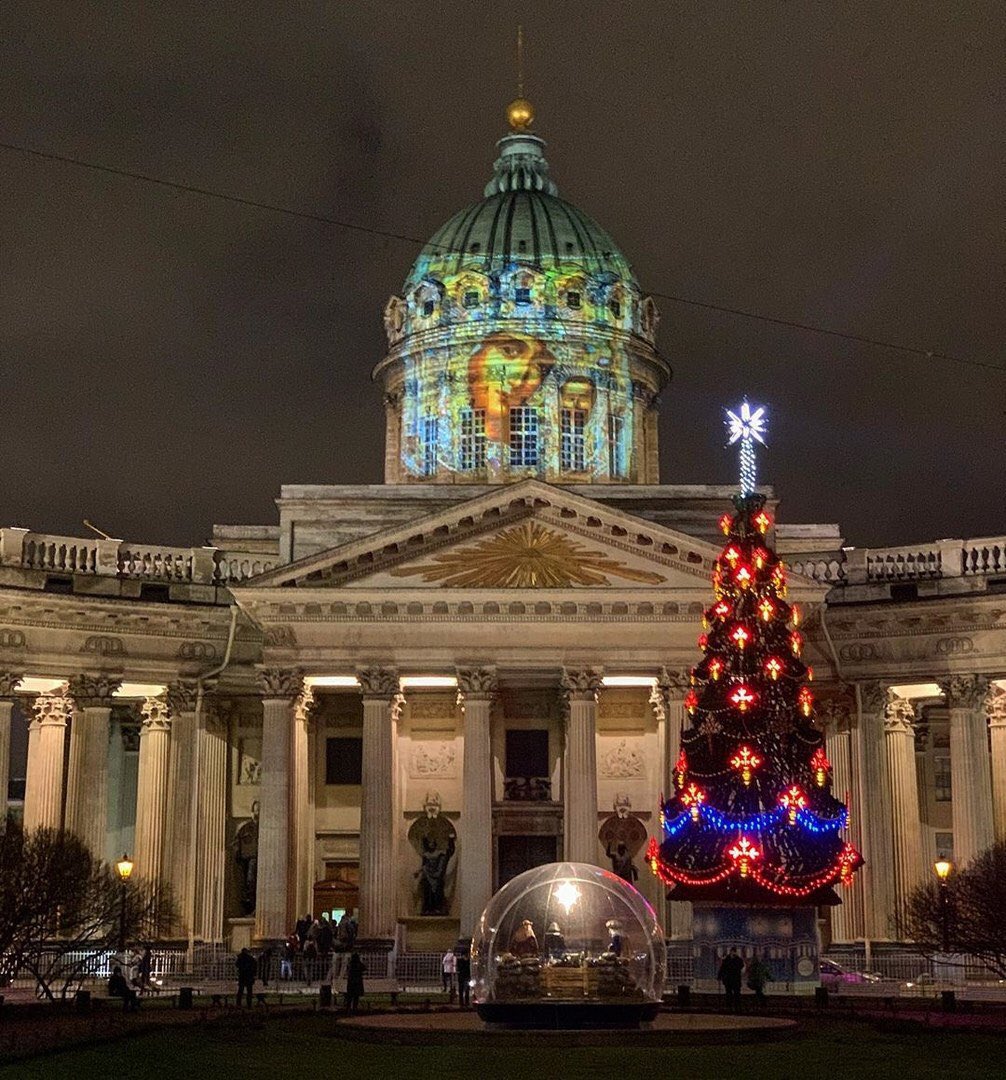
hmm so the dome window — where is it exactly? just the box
[515,287,532,305]
[463,290,480,309]
[469,241,481,253]
[566,291,581,310]
[565,242,575,254]
[517,239,528,253]
[422,299,436,317]
[610,299,621,318]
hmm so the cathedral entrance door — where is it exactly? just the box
[497,835,557,890]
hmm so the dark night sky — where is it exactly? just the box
[2,3,1002,549]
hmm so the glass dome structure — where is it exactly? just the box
[472,862,665,1026]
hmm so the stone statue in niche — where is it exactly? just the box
[598,793,647,885]
[233,800,260,915]
[407,791,457,915]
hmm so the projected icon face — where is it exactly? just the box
[467,332,553,439]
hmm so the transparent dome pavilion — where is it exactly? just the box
[471,862,665,1019]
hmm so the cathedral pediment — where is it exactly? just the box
[238,480,821,596]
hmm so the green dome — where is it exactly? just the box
[403,132,637,291]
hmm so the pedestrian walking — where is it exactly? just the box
[456,949,471,1007]
[441,948,457,999]
[746,952,772,1005]
[717,948,744,1011]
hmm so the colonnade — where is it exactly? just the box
[0,671,229,943]
[826,674,1006,943]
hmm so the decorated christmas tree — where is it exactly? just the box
[648,403,862,906]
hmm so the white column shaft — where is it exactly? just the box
[949,705,995,863]
[827,724,862,943]
[990,720,1006,842]
[134,717,171,883]
[886,723,926,930]
[195,722,228,942]
[360,696,397,939]
[853,695,896,940]
[291,710,313,919]
[65,707,113,858]
[459,695,492,938]
[0,701,13,821]
[164,710,196,935]
[564,697,599,864]
[23,704,68,833]
[256,698,294,941]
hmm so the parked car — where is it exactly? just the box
[900,972,957,996]
[819,958,883,989]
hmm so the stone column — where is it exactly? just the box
[653,668,693,939]
[988,687,1006,842]
[357,666,400,941]
[940,674,995,864]
[195,701,229,942]
[23,689,72,833]
[561,668,602,864]
[854,682,896,940]
[163,680,199,936]
[291,688,317,921]
[65,675,120,860]
[0,673,23,822]
[255,667,303,942]
[821,695,863,943]
[134,696,171,883]
[885,694,926,933]
[457,667,497,939]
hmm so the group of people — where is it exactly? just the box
[716,948,772,1009]
[106,946,155,1011]
[271,911,359,984]
[440,948,472,1006]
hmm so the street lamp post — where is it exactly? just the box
[116,854,134,953]
[934,857,953,953]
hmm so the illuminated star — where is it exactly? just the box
[725,401,767,446]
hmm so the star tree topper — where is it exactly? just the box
[725,400,767,497]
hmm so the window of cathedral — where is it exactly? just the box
[460,408,487,470]
[422,416,438,476]
[515,286,532,305]
[934,831,954,859]
[566,291,581,309]
[326,737,363,785]
[610,299,621,318]
[422,299,436,316]
[463,289,480,309]
[509,406,539,467]
[608,414,626,477]
[934,753,952,801]
[560,407,586,472]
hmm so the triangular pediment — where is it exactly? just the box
[242,481,738,592]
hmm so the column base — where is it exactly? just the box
[691,902,821,995]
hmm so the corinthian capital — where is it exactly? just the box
[858,680,888,713]
[66,674,122,710]
[165,678,201,715]
[456,667,497,701]
[561,668,603,702]
[658,666,692,699]
[939,674,990,710]
[257,667,305,701]
[819,695,853,734]
[356,666,399,700]
[32,690,72,726]
[140,695,171,731]
[0,672,24,698]
[988,687,1006,728]
[884,694,915,734]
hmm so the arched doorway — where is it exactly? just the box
[313,862,359,922]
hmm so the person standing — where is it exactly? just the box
[456,949,471,1008]
[108,965,140,1012]
[441,948,457,999]
[236,947,257,1007]
[345,952,366,1013]
[717,948,744,1011]
[280,934,298,981]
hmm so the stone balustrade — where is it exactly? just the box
[0,528,276,585]
[785,534,1006,590]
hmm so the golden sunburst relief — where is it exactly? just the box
[388,521,666,588]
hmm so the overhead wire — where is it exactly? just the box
[0,137,1001,377]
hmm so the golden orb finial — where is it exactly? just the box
[507,97,534,131]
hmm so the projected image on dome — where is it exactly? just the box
[397,270,637,483]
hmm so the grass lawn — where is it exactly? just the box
[1,1013,1003,1080]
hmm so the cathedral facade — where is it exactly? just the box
[1,104,1004,954]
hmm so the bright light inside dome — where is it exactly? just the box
[553,881,580,912]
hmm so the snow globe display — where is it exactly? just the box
[472,862,665,1026]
